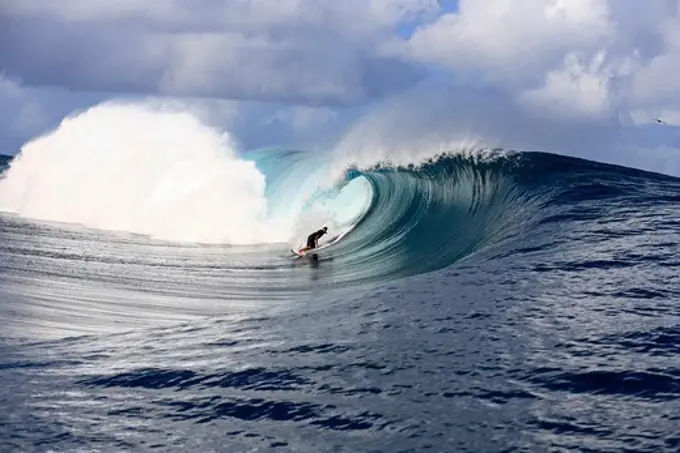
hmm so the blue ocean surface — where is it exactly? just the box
[1,144,680,452]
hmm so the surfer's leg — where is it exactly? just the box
[300,237,316,253]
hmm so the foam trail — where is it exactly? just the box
[0,102,285,245]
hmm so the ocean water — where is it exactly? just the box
[1,105,680,452]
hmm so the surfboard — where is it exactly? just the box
[291,249,319,261]
[291,248,306,258]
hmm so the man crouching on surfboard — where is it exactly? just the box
[298,226,328,254]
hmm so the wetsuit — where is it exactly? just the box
[306,229,327,249]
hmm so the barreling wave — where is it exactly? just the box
[4,101,673,290]
[253,150,543,283]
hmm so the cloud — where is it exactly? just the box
[519,51,625,119]
[406,0,613,85]
[0,74,109,154]
[630,15,680,108]
[0,72,351,155]
[1,0,435,105]
[4,0,438,33]
[405,0,680,117]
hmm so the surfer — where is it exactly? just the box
[298,226,328,254]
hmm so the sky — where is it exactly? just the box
[2,0,680,175]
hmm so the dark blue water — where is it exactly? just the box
[1,151,680,452]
